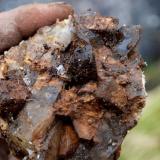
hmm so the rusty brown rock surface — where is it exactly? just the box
[0,13,146,160]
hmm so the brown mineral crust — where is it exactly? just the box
[78,14,123,49]
[0,13,146,160]
[0,18,74,159]
[66,111,136,160]
[78,82,97,94]
[36,121,79,160]
[94,46,128,110]
[10,77,63,149]
[54,84,104,140]
[65,15,145,160]
[59,124,79,158]
[0,77,30,118]
[94,43,145,113]
[90,112,129,160]
[38,121,63,160]
[79,15,119,31]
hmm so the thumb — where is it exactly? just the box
[0,3,73,53]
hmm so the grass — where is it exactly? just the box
[144,61,160,90]
[119,86,160,160]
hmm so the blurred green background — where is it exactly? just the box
[119,62,160,160]
[0,0,160,159]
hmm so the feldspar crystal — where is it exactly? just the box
[0,13,146,160]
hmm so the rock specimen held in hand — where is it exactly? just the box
[0,12,146,160]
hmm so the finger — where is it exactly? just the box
[14,3,74,37]
[0,3,73,53]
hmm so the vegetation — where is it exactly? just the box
[119,86,160,160]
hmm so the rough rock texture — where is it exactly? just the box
[0,13,146,160]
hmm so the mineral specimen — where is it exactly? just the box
[0,13,146,160]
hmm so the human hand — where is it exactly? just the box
[0,2,73,53]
